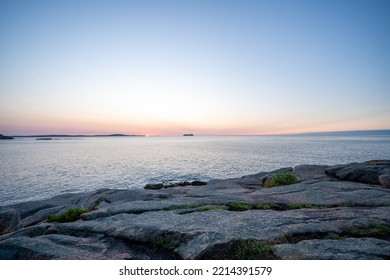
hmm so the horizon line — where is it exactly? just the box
[4,129,390,138]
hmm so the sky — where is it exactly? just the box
[0,0,389,136]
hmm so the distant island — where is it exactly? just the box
[0,134,14,140]
[11,134,145,138]
[183,134,194,136]
[293,129,390,136]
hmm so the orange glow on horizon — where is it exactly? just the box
[2,121,389,137]
[1,106,389,136]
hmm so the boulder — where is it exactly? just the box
[293,165,329,181]
[144,183,164,190]
[144,181,207,190]
[325,160,390,185]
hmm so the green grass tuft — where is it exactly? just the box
[161,204,201,211]
[47,195,109,223]
[345,224,390,237]
[287,204,321,209]
[327,232,345,240]
[226,202,253,211]
[47,207,89,223]
[150,236,177,251]
[199,239,280,260]
[264,172,300,188]
[198,205,225,212]
[234,240,280,260]
[252,204,275,210]
[227,202,321,211]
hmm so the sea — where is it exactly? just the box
[1,134,390,206]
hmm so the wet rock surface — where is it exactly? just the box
[1,161,390,259]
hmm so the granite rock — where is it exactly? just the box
[1,161,390,260]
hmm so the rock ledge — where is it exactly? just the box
[1,160,389,260]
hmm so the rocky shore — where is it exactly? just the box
[1,160,389,260]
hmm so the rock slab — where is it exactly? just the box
[1,160,390,260]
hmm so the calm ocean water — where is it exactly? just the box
[1,135,390,206]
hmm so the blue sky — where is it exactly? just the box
[1,0,389,135]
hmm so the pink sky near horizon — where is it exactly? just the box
[1,109,388,136]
